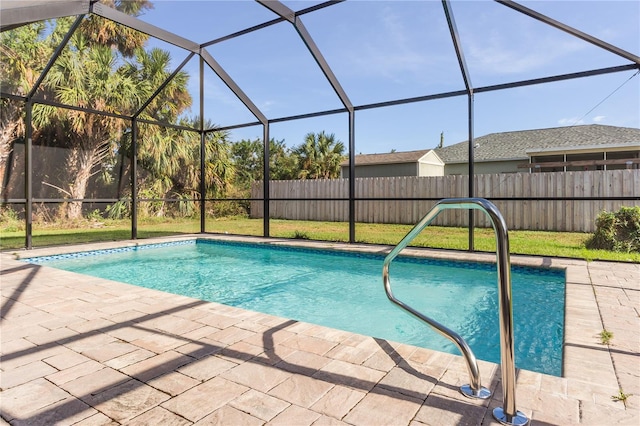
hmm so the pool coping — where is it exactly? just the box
[2,234,638,424]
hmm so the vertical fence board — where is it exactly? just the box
[582,172,592,232]
[522,173,531,230]
[565,173,575,232]
[513,173,522,230]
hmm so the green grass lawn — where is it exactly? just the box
[1,216,638,263]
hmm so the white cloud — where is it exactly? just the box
[355,8,429,77]
[340,4,451,83]
[466,29,587,75]
[558,116,606,127]
[260,100,276,111]
[558,117,584,126]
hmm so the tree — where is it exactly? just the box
[294,131,345,179]
[32,33,142,219]
[202,128,234,199]
[125,47,191,122]
[80,0,153,57]
[270,139,299,181]
[1,1,157,219]
[131,116,233,217]
[230,138,262,190]
[125,47,193,207]
[0,23,51,175]
[1,0,153,176]
[231,137,298,191]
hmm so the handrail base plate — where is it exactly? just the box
[460,384,491,399]
[493,407,529,426]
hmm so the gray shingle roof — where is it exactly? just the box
[434,124,640,164]
[341,149,431,166]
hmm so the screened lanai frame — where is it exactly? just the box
[1,0,639,250]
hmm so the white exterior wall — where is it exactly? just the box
[417,151,445,176]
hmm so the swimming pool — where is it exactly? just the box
[28,239,565,376]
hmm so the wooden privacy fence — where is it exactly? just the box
[250,169,640,232]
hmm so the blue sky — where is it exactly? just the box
[139,0,640,153]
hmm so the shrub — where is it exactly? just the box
[293,230,310,239]
[86,209,103,221]
[586,206,640,253]
[106,200,130,220]
[0,207,24,232]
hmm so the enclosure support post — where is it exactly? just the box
[442,0,475,252]
[200,131,205,232]
[24,100,33,249]
[263,124,270,238]
[348,111,356,243]
[467,93,475,251]
[199,57,206,233]
[131,118,138,240]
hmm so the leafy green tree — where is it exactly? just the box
[231,138,299,190]
[231,138,262,190]
[294,131,345,179]
[270,139,300,181]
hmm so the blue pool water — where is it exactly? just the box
[30,239,565,376]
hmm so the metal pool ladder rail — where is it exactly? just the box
[382,198,528,426]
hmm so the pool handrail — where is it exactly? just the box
[382,197,528,426]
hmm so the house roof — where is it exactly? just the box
[434,124,640,164]
[340,149,432,167]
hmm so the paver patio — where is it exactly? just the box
[1,235,638,425]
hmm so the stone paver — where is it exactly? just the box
[146,371,200,396]
[310,384,367,419]
[0,359,58,389]
[267,404,322,426]
[59,367,129,398]
[229,388,290,421]
[195,405,263,426]
[81,379,170,423]
[343,386,423,425]
[160,376,249,422]
[268,374,334,408]
[414,393,489,426]
[120,350,194,382]
[9,397,97,426]
[177,353,238,381]
[127,406,191,426]
[221,359,293,392]
[0,378,71,422]
[1,235,638,425]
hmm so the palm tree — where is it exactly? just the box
[132,116,233,217]
[81,0,153,57]
[124,48,194,215]
[0,23,51,176]
[125,47,193,192]
[33,33,141,219]
[1,1,153,216]
[295,131,345,179]
[125,47,191,120]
